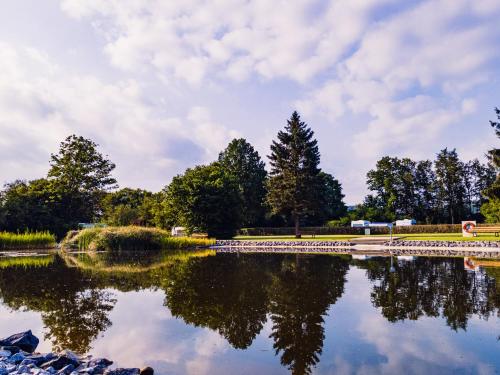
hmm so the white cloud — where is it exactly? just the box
[0,42,238,190]
[60,0,393,84]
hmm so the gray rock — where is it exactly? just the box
[41,356,79,371]
[139,367,153,375]
[0,331,39,353]
[57,365,75,375]
[104,369,140,375]
[8,353,25,364]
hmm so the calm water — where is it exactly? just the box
[0,250,499,375]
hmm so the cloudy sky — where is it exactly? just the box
[0,0,499,203]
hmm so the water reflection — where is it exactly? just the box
[0,255,115,353]
[0,251,498,374]
[354,256,500,330]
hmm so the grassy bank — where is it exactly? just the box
[0,231,56,250]
[62,226,214,251]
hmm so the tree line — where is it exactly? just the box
[0,109,498,238]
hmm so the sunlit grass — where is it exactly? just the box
[0,231,56,250]
[62,226,215,251]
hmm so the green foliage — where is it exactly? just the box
[62,226,214,251]
[159,163,242,238]
[218,138,267,227]
[360,150,494,224]
[0,135,117,238]
[481,199,500,223]
[101,188,157,226]
[0,231,56,250]
[47,134,117,229]
[267,112,324,235]
[482,108,500,204]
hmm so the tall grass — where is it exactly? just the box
[0,231,56,250]
[62,226,214,251]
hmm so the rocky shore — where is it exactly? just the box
[0,331,153,375]
[214,240,354,248]
[384,240,500,248]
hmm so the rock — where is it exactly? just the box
[104,369,140,375]
[57,364,75,375]
[0,331,39,353]
[25,355,53,367]
[20,359,38,367]
[0,350,11,358]
[0,366,7,375]
[87,360,112,369]
[139,367,153,375]
[41,356,79,371]
[8,352,25,364]
[0,347,20,355]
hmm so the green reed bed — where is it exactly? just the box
[62,226,214,251]
[0,231,56,250]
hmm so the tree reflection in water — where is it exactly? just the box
[356,256,500,330]
[268,255,349,375]
[0,251,499,374]
[0,255,116,353]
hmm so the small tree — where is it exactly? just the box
[267,111,323,237]
[48,135,117,227]
[161,163,241,238]
[218,138,267,227]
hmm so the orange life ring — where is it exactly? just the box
[463,222,476,233]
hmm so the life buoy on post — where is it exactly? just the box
[462,221,476,237]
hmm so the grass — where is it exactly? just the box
[234,233,500,242]
[233,235,360,241]
[0,231,56,250]
[62,226,215,251]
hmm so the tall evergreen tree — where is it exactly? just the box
[267,112,323,237]
[434,148,466,224]
[481,108,500,222]
[218,138,267,227]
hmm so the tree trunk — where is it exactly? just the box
[294,215,301,238]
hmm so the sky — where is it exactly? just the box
[0,0,499,204]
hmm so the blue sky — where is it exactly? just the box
[0,0,499,203]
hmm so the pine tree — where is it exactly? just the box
[481,108,500,222]
[267,111,323,237]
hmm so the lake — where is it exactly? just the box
[0,250,499,375]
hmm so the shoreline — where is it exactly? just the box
[213,239,500,257]
[0,331,153,375]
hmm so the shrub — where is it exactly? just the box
[62,226,214,251]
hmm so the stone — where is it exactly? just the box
[87,360,112,369]
[41,356,79,371]
[139,367,153,375]
[0,350,11,358]
[0,347,20,355]
[25,355,51,367]
[8,353,25,364]
[57,365,75,375]
[0,331,39,353]
[104,369,140,375]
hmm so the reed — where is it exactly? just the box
[0,231,56,250]
[62,226,214,251]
